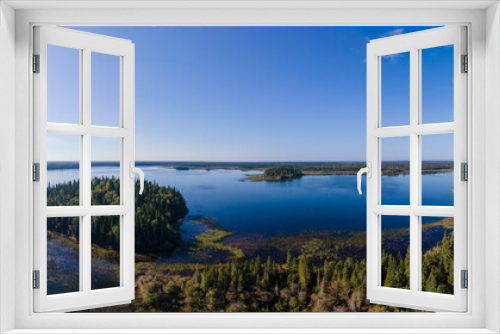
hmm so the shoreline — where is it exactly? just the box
[179,216,245,260]
[245,168,454,182]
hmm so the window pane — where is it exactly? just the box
[381,215,410,290]
[381,52,410,127]
[421,134,454,206]
[381,137,410,205]
[47,45,80,124]
[91,137,121,206]
[91,52,121,127]
[47,133,80,206]
[91,216,121,290]
[421,216,454,294]
[47,217,80,295]
[421,46,454,124]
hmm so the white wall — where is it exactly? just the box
[0,2,16,333]
[485,2,500,333]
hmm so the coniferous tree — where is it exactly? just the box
[298,255,310,291]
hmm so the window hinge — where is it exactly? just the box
[461,54,468,73]
[33,163,40,182]
[33,270,40,289]
[461,162,468,182]
[33,54,40,73]
[461,270,468,289]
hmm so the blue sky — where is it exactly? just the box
[47,26,454,162]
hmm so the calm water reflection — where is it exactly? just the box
[48,167,454,235]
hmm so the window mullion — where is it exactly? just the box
[409,47,421,294]
[413,123,454,135]
[412,206,454,217]
[45,124,130,138]
[90,127,130,138]
[82,48,91,210]
[89,205,130,216]
[46,123,89,135]
[82,47,92,294]
[78,48,85,292]
[82,214,91,293]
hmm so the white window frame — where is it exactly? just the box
[365,26,467,312]
[33,26,136,312]
[0,1,499,333]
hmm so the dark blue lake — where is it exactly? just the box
[48,167,454,237]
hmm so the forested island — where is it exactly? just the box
[47,176,454,312]
[246,162,453,182]
[246,167,303,182]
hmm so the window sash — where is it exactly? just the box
[33,25,136,313]
[366,26,468,312]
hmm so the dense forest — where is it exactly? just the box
[87,229,453,312]
[47,177,189,255]
[381,230,454,294]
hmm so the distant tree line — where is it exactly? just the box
[47,161,453,176]
[47,161,121,170]
[382,161,453,175]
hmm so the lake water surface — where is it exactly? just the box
[48,167,454,236]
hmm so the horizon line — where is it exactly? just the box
[47,160,454,163]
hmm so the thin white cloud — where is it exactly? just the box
[381,27,404,38]
[382,53,404,62]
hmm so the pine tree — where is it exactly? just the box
[255,256,261,277]
[230,262,238,293]
[425,271,438,292]
[404,248,411,289]
[298,255,310,291]
[323,260,331,284]
[286,250,292,269]
[237,272,245,293]
[200,272,207,292]
[383,256,396,288]
[193,264,201,286]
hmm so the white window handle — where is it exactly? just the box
[357,162,371,195]
[129,162,145,195]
